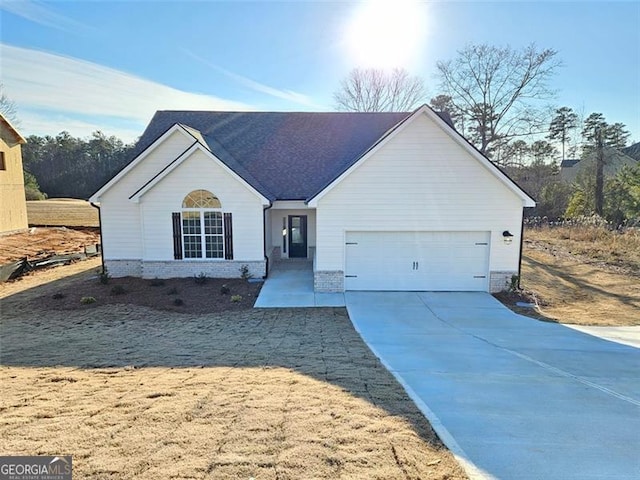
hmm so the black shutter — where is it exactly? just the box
[223,212,233,260]
[172,212,182,260]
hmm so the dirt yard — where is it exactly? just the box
[0,227,100,264]
[0,264,465,480]
[513,226,640,326]
[27,198,99,227]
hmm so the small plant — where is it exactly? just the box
[80,296,97,304]
[230,295,242,303]
[110,285,126,296]
[194,272,208,285]
[98,268,110,285]
[149,278,165,287]
[173,298,184,306]
[220,284,230,295]
[507,274,520,293]
[239,264,253,280]
[167,287,178,295]
[52,293,65,300]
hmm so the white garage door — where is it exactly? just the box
[345,231,490,291]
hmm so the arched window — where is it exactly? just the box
[182,189,222,209]
[181,190,224,259]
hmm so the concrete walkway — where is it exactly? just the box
[346,291,640,480]
[564,324,640,349]
[254,261,345,308]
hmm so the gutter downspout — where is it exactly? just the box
[262,202,273,279]
[518,208,525,289]
[90,201,105,273]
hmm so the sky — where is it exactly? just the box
[0,0,639,145]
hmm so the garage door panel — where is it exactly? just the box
[345,231,489,291]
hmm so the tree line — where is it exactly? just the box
[21,131,134,200]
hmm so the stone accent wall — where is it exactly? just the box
[105,259,142,277]
[142,260,266,279]
[314,270,344,293]
[268,247,281,270]
[489,270,518,293]
[105,259,266,279]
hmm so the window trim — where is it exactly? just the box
[181,208,225,260]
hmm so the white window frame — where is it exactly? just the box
[181,208,225,260]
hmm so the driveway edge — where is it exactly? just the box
[347,313,492,480]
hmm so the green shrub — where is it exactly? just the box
[52,293,65,300]
[506,275,520,293]
[230,295,242,303]
[239,264,252,280]
[110,285,126,296]
[80,296,97,304]
[193,272,208,285]
[220,284,230,295]
[98,268,110,285]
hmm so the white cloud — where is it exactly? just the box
[0,0,88,33]
[184,49,322,109]
[1,43,252,140]
[21,112,144,143]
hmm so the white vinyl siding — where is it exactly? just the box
[99,129,264,264]
[315,113,524,286]
[140,149,264,261]
[99,129,194,260]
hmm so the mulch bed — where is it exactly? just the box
[41,275,263,314]
[493,289,556,322]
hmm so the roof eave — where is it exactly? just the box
[129,142,271,206]
[0,113,26,144]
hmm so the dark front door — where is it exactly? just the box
[288,215,307,258]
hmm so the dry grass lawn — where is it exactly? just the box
[27,198,99,227]
[0,264,465,480]
[517,226,640,326]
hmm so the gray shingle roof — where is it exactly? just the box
[622,142,640,162]
[133,111,414,200]
[560,159,580,168]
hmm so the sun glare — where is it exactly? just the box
[346,0,426,70]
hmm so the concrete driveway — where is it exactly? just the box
[345,292,640,480]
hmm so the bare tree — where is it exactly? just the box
[435,43,561,158]
[334,68,425,112]
[0,83,19,125]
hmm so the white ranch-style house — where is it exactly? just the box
[90,105,535,293]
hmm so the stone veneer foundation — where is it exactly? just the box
[314,270,344,293]
[104,259,266,279]
[489,270,518,293]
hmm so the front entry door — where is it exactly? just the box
[288,215,307,258]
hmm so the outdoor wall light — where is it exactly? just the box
[502,230,514,245]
